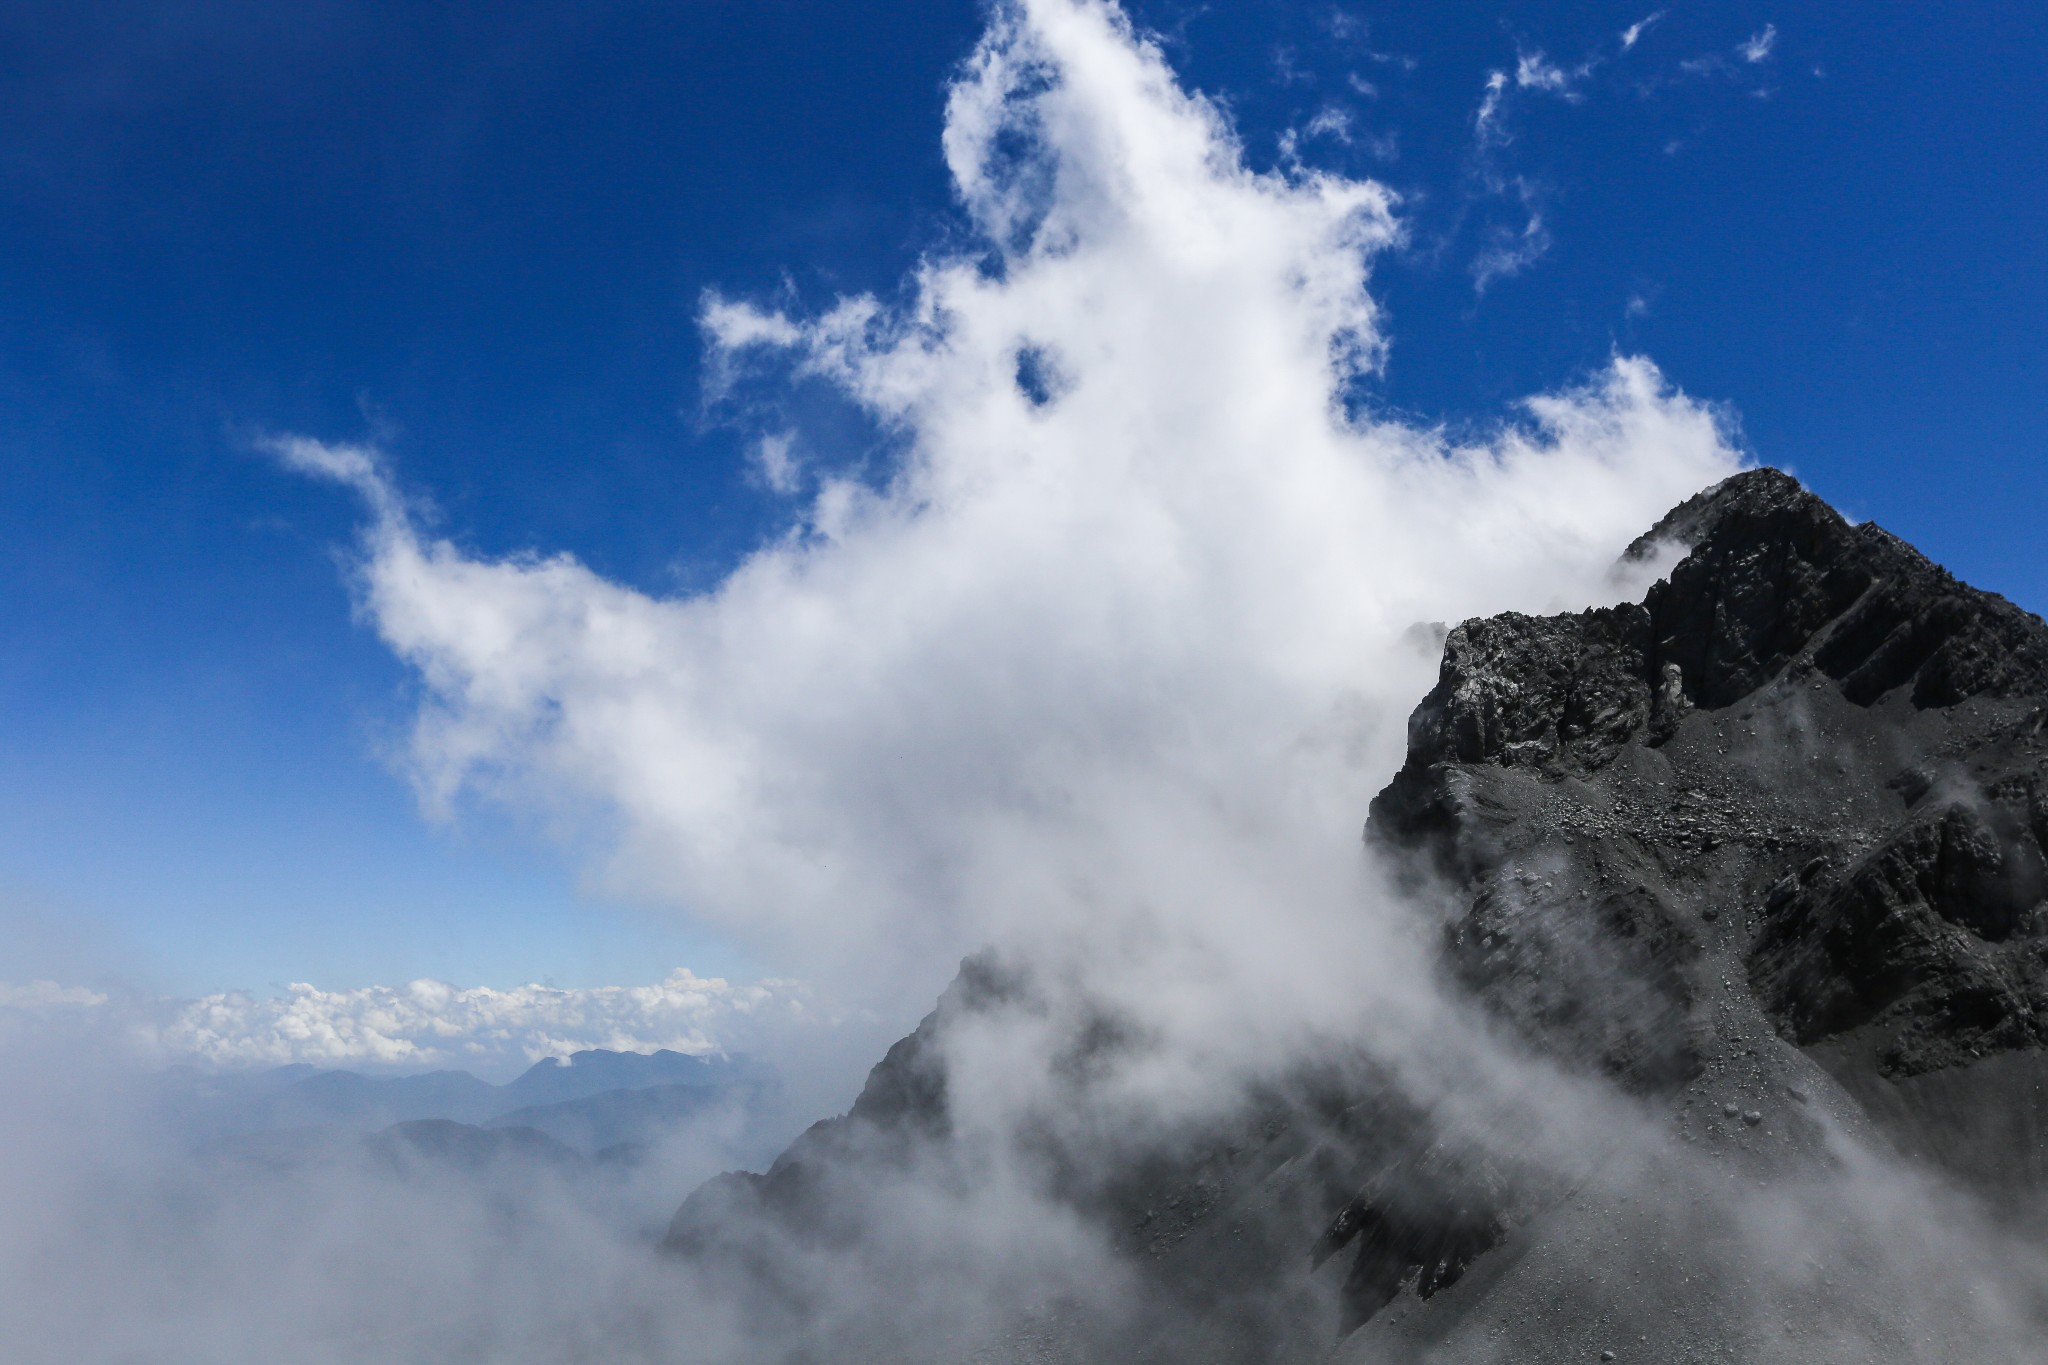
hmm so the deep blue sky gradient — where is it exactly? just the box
[1,0,2041,997]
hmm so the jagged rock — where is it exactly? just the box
[1375,468,2048,1087]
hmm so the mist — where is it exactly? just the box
[7,1,2044,1361]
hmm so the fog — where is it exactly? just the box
[7,1,2045,1360]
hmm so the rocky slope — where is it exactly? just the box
[1374,469,2048,1121]
[666,470,2048,1362]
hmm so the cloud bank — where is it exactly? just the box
[153,969,801,1071]
[0,968,805,1076]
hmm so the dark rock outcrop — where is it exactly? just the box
[1374,467,2048,1087]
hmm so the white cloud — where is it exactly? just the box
[1475,67,1510,143]
[283,0,1740,1068]
[700,297,803,352]
[1515,47,1596,100]
[1303,104,1352,143]
[1476,45,1592,151]
[1465,43,1594,287]
[1515,49,1573,93]
[146,969,803,1071]
[1472,182,1553,292]
[264,434,401,521]
[1672,23,1777,85]
[752,431,803,494]
[1620,12,1663,52]
[0,980,107,1009]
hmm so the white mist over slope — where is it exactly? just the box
[259,14,1767,1349]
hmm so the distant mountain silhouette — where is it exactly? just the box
[367,1118,583,1172]
[488,1080,747,1152]
[163,1048,762,1155]
[497,1048,750,1110]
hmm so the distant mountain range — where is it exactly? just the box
[159,1048,767,1158]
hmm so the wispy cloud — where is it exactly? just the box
[1271,44,1314,87]
[1465,40,1598,288]
[1675,22,1781,80]
[1472,179,1553,292]
[1620,12,1664,52]
[752,430,803,494]
[263,435,404,522]
[1280,104,1362,165]
[1515,49,1580,96]
[1475,68,1511,144]
[1326,10,1416,73]
[0,980,106,1009]
[1476,41,1599,150]
[1304,104,1352,143]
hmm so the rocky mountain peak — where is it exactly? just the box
[1643,466,2048,709]
[1377,468,2048,849]
[663,468,2048,1362]
[1621,465,1831,563]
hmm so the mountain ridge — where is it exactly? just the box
[160,1047,758,1151]
[664,468,2048,1362]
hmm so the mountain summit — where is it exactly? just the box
[666,469,2048,1362]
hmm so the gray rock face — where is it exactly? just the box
[665,469,2048,1362]
[1375,468,2048,1087]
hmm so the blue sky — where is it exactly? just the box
[2,0,2043,1014]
